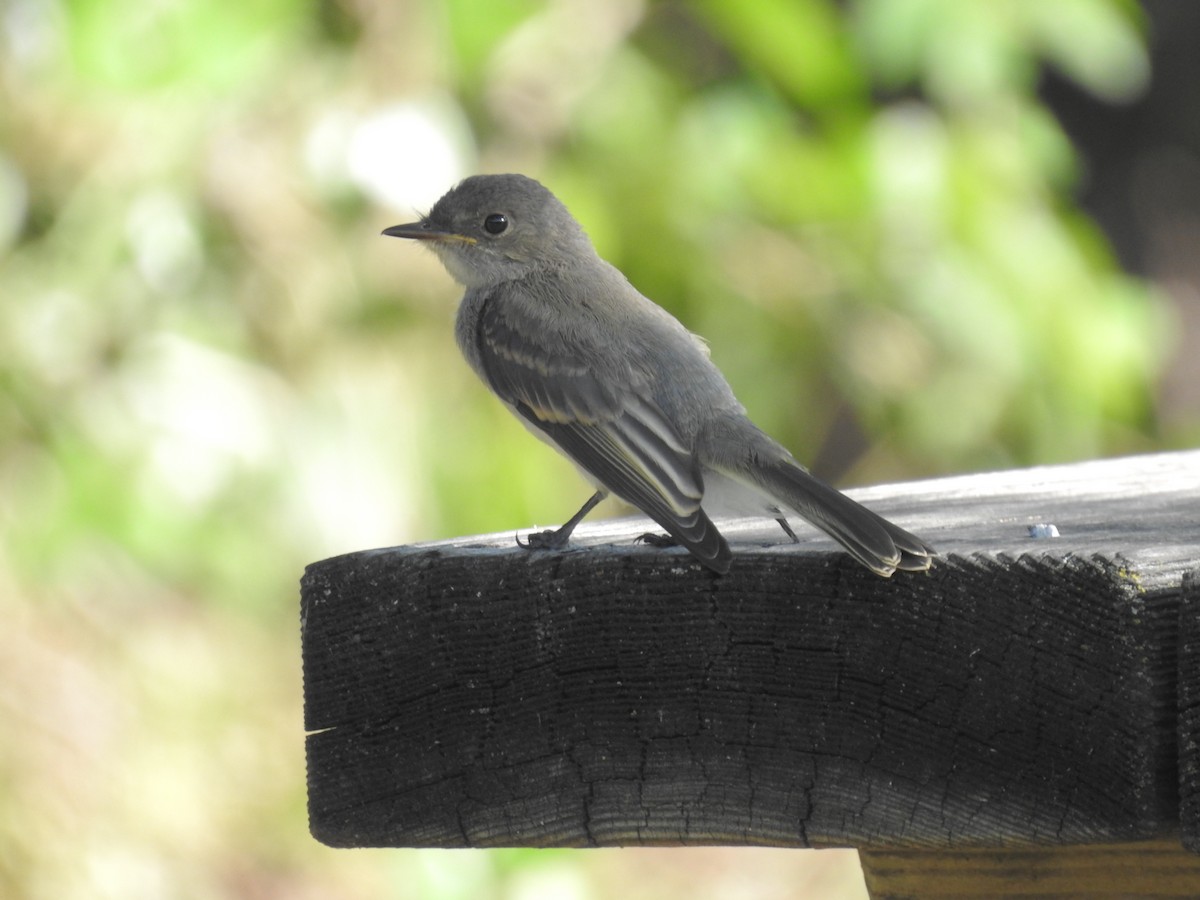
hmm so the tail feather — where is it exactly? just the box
[750,459,935,577]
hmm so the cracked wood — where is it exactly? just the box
[301,450,1200,850]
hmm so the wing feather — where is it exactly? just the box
[477,292,730,571]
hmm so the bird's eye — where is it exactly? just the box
[483,213,508,235]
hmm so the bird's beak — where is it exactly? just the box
[382,221,474,244]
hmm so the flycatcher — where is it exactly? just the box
[384,174,934,576]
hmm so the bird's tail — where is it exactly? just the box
[745,456,935,577]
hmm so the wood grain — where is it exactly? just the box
[301,451,1199,863]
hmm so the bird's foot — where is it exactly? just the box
[516,528,572,551]
[515,491,605,554]
[635,532,676,548]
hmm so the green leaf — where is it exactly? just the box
[692,0,867,110]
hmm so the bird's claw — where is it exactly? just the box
[516,529,570,551]
[635,532,676,548]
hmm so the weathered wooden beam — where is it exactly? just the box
[1179,570,1200,853]
[302,451,1198,867]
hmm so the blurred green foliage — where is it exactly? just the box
[0,0,1182,898]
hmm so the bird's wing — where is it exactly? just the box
[476,292,730,571]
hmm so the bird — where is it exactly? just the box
[383,174,934,576]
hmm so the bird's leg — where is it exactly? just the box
[775,516,799,543]
[518,490,606,551]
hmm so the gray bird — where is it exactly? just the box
[384,174,934,576]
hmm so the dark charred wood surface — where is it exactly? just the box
[302,451,1199,858]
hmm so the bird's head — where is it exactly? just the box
[383,174,593,288]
